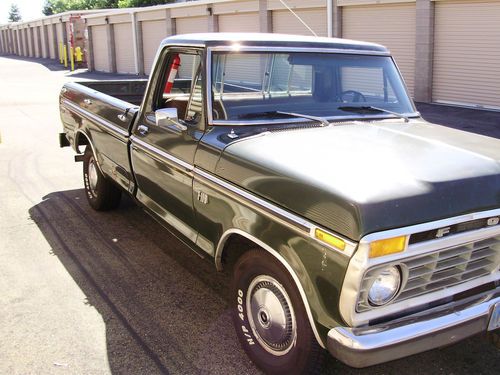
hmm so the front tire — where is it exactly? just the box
[83,146,121,211]
[231,249,325,374]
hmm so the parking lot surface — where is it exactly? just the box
[0,56,498,374]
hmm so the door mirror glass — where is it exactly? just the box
[155,108,187,131]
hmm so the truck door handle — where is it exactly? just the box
[137,125,149,136]
[84,98,92,105]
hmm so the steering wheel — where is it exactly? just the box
[340,90,367,103]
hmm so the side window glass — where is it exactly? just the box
[156,51,203,125]
[186,63,203,124]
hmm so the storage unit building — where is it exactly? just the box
[341,2,416,97]
[218,12,260,32]
[113,22,136,74]
[432,0,500,109]
[142,19,168,74]
[175,16,209,34]
[91,25,110,72]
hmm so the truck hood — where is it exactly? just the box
[215,120,500,240]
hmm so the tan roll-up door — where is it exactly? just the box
[342,3,416,97]
[216,13,262,84]
[23,29,29,56]
[218,12,260,32]
[47,25,55,59]
[142,20,167,75]
[272,8,327,37]
[34,27,40,57]
[19,31,23,55]
[113,23,136,74]
[175,16,209,34]
[92,25,110,72]
[25,29,31,56]
[56,23,64,58]
[30,28,35,56]
[27,29,33,56]
[433,1,500,109]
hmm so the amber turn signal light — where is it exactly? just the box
[369,236,407,258]
[315,228,346,251]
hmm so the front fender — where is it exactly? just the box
[193,169,354,346]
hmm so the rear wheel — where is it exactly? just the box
[231,249,325,374]
[83,146,121,211]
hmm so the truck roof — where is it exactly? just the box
[161,33,389,54]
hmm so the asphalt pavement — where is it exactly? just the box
[0,56,498,375]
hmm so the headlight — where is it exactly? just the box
[367,266,401,306]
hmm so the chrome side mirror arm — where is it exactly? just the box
[155,108,187,131]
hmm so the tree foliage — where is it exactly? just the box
[8,4,22,22]
[42,0,177,16]
[42,1,120,16]
[117,0,176,8]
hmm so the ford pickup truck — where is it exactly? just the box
[59,33,500,374]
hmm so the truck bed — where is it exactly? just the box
[77,79,148,106]
[59,79,144,193]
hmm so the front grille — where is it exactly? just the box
[357,234,500,312]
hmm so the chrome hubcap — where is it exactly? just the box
[88,157,98,196]
[246,275,296,356]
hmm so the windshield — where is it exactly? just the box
[210,52,416,123]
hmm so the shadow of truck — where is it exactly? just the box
[28,189,498,375]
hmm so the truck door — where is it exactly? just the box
[130,48,205,244]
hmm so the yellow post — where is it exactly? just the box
[59,42,63,63]
[63,45,68,68]
[70,46,74,71]
[75,47,83,63]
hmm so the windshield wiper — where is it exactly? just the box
[338,106,409,122]
[238,110,330,127]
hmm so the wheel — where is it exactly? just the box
[231,249,325,374]
[83,146,121,211]
[340,90,367,103]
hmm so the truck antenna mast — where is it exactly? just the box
[278,0,318,37]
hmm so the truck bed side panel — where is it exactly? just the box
[60,81,139,192]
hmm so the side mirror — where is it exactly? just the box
[155,108,187,131]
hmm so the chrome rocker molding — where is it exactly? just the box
[328,291,500,368]
[216,228,326,349]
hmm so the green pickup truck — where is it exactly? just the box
[59,33,500,374]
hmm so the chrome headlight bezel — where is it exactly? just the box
[366,265,402,307]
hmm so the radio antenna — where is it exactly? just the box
[278,0,318,37]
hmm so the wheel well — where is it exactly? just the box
[75,131,90,154]
[218,230,327,349]
[218,233,261,273]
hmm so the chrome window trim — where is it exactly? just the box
[211,114,420,127]
[62,99,129,139]
[209,46,391,56]
[216,228,326,349]
[206,47,213,125]
[138,43,206,124]
[390,56,418,113]
[339,207,500,327]
[206,47,418,126]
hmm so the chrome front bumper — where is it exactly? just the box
[327,291,500,368]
